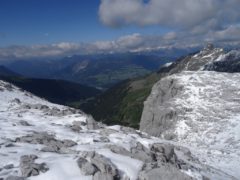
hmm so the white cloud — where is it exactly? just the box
[208,25,240,42]
[116,33,144,49]
[163,32,177,40]
[1,28,240,61]
[99,0,240,30]
[0,43,83,60]
[97,0,240,52]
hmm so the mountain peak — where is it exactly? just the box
[169,45,225,71]
[204,43,214,51]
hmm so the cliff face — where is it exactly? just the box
[140,47,240,178]
[140,46,240,138]
[139,46,227,138]
[140,71,240,142]
[140,75,182,139]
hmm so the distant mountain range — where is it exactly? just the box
[3,53,177,89]
[0,66,101,106]
[0,65,19,77]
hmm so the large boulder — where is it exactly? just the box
[77,152,120,179]
[16,132,77,153]
[20,155,48,177]
[77,157,97,176]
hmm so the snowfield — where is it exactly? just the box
[0,79,236,180]
[173,71,240,178]
[140,71,240,180]
[0,81,151,180]
[0,80,207,180]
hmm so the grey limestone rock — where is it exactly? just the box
[62,139,77,147]
[11,98,21,104]
[106,145,132,157]
[130,142,153,163]
[41,146,59,153]
[93,137,110,143]
[16,132,77,153]
[86,116,100,130]
[5,143,15,147]
[4,84,13,91]
[107,143,161,164]
[77,157,97,176]
[140,76,183,138]
[78,151,120,179]
[19,120,31,126]
[20,155,48,177]
[90,154,118,177]
[73,121,86,127]
[93,172,114,180]
[5,176,25,180]
[120,126,137,134]
[99,129,118,136]
[69,121,83,132]
[138,165,192,180]
[3,164,14,170]
[151,143,176,163]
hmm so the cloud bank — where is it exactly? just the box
[97,0,240,53]
[99,0,240,30]
[1,29,240,61]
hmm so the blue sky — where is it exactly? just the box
[0,0,169,46]
[0,0,239,60]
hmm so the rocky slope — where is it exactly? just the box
[0,80,234,180]
[204,50,240,72]
[140,47,240,179]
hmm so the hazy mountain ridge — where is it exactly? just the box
[0,76,101,107]
[3,53,175,89]
[0,65,19,77]
[0,66,101,107]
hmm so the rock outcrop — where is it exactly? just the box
[140,71,240,141]
[140,47,240,179]
[20,155,48,177]
[77,151,120,179]
[204,50,240,73]
[16,132,77,153]
[138,165,192,180]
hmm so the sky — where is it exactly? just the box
[0,0,240,60]
[0,0,168,46]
